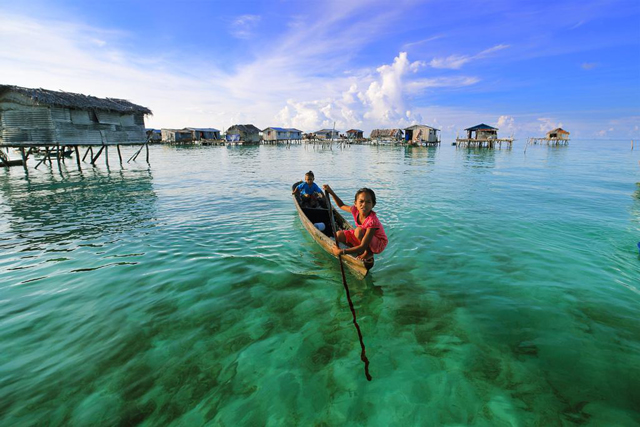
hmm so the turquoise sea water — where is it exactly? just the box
[1,142,639,426]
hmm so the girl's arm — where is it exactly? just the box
[331,228,376,256]
[322,184,351,212]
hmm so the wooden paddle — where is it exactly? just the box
[325,190,372,381]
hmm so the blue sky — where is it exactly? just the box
[1,0,638,139]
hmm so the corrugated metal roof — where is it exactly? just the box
[405,124,440,131]
[465,123,497,131]
[186,127,220,132]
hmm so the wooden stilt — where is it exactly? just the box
[105,145,109,168]
[56,144,62,171]
[82,146,92,162]
[129,144,144,163]
[91,145,105,165]
[44,146,52,165]
[35,155,47,169]
[145,143,149,164]
[19,147,27,171]
[117,145,123,165]
[75,146,82,171]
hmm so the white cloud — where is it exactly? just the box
[496,115,516,134]
[429,44,510,69]
[537,117,563,132]
[429,54,471,70]
[230,15,261,39]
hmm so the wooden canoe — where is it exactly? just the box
[292,182,373,279]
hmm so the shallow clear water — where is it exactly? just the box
[1,142,639,426]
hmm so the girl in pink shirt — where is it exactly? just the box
[323,185,388,261]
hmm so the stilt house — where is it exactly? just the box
[161,128,193,143]
[226,124,261,143]
[370,129,404,142]
[546,128,570,139]
[465,123,498,140]
[404,125,440,144]
[0,85,151,147]
[314,129,340,140]
[146,129,162,142]
[262,127,303,142]
[346,129,364,140]
[187,127,220,140]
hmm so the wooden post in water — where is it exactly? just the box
[91,145,105,166]
[145,143,149,164]
[75,146,82,171]
[105,145,109,168]
[20,147,27,171]
[117,145,123,166]
[56,144,62,172]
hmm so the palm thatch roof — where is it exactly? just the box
[0,84,152,115]
[370,129,403,138]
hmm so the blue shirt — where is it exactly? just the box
[297,182,323,196]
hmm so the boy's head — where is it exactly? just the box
[304,171,315,184]
[355,188,376,207]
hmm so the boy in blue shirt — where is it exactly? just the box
[293,171,324,207]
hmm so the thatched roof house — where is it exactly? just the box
[546,128,570,139]
[465,123,498,140]
[227,124,261,143]
[0,85,151,146]
[370,129,403,140]
[404,125,440,143]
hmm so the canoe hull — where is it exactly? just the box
[292,182,373,279]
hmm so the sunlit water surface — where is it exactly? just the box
[1,142,639,426]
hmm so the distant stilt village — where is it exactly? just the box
[0,85,571,170]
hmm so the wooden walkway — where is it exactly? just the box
[527,137,569,146]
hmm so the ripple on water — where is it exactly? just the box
[1,144,639,425]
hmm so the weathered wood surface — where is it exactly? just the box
[292,183,373,279]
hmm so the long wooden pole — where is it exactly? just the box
[325,190,372,381]
[19,147,27,171]
[75,146,81,171]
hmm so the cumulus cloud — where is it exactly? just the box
[276,52,435,130]
[537,117,563,132]
[429,44,510,69]
[496,115,516,134]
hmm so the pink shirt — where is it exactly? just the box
[350,205,388,246]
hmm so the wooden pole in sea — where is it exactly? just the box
[117,145,123,166]
[145,143,149,164]
[75,146,82,171]
[20,147,27,172]
[105,145,109,168]
[56,143,62,172]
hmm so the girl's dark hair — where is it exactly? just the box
[305,171,314,178]
[355,188,376,207]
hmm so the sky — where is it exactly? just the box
[1,0,639,140]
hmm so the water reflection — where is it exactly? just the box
[0,169,157,252]
[403,146,439,167]
[459,147,497,169]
